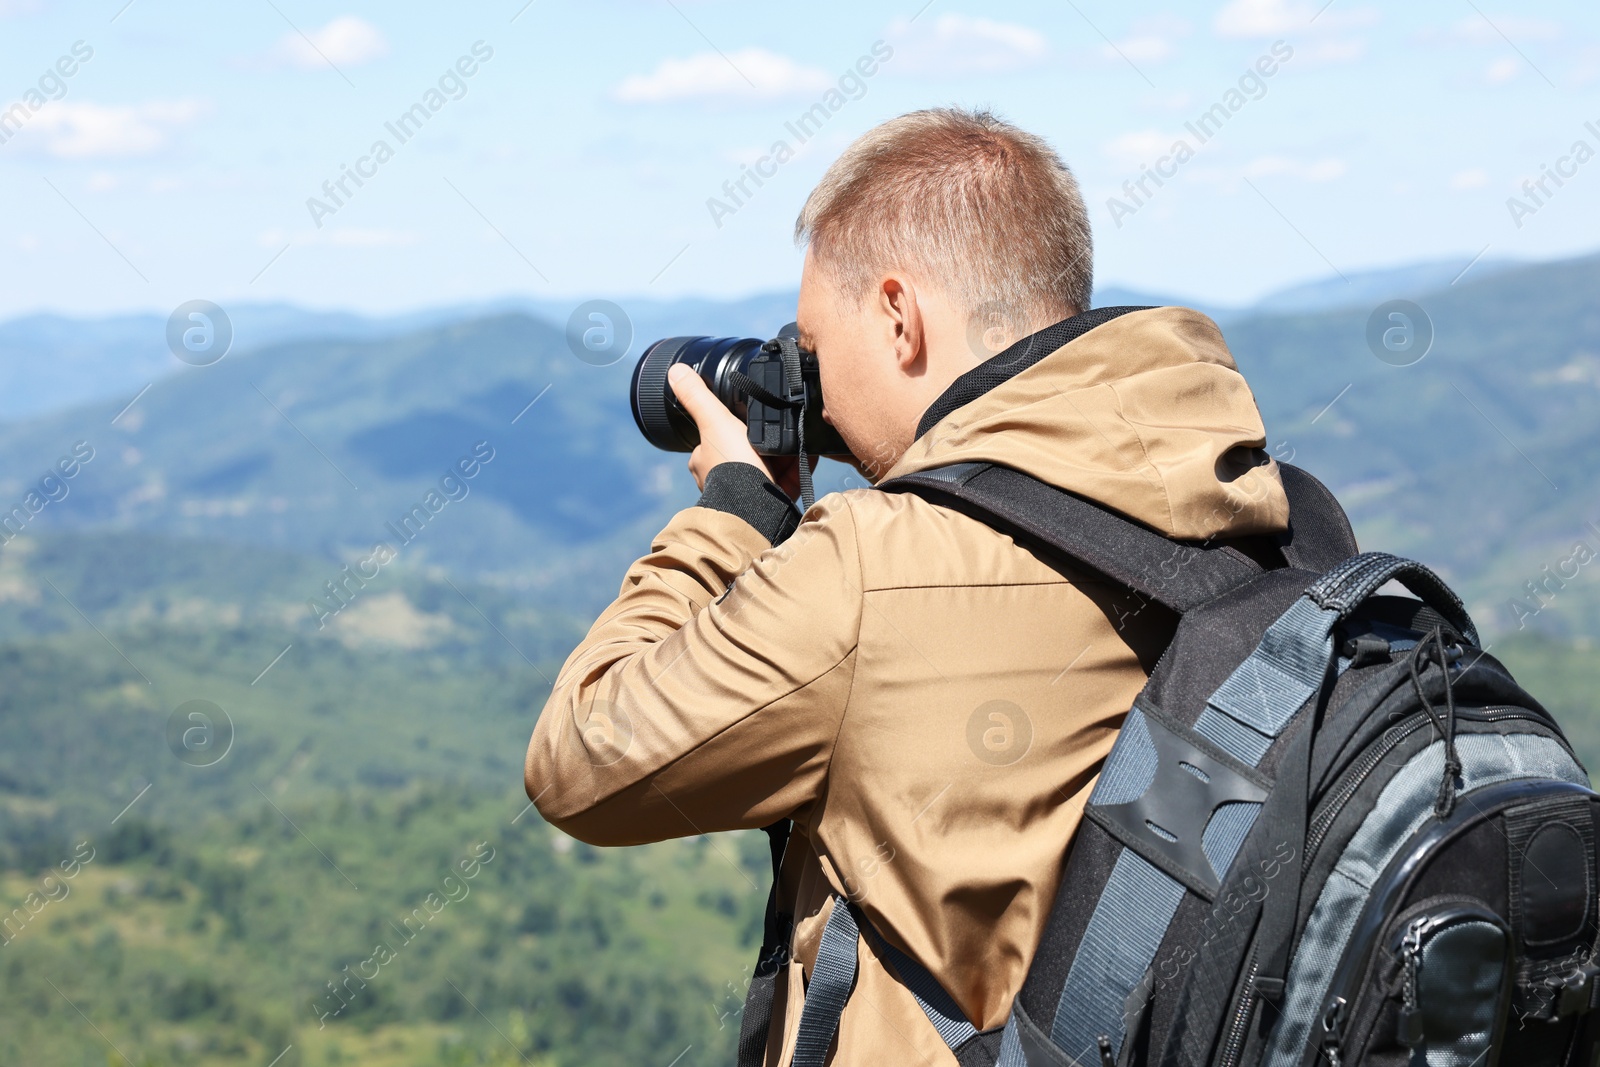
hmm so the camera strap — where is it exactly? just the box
[775,335,816,512]
[730,336,815,512]
[735,819,793,1067]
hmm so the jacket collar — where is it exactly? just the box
[914,306,1153,440]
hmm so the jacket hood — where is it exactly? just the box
[883,306,1289,540]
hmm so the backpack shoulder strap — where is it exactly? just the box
[878,462,1262,614]
[1275,462,1358,571]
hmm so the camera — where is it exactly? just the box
[630,323,847,456]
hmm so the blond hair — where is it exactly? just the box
[795,108,1093,323]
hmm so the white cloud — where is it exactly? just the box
[1434,15,1560,46]
[0,0,40,13]
[1450,168,1489,189]
[1214,0,1377,39]
[614,48,832,103]
[1216,0,1306,36]
[1301,39,1367,64]
[1241,156,1348,181]
[888,13,1048,75]
[1213,1,1375,68]
[1133,14,1195,36]
[1412,18,1563,83]
[1104,15,1191,66]
[723,138,824,165]
[1104,129,1182,167]
[1106,36,1175,65]
[258,226,417,248]
[1575,44,1600,86]
[326,228,416,247]
[1485,57,1521,84]
[15,99,207,158]
[270,16,388,70]
[1140,90,1195,112]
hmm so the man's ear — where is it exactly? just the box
[879,273,924,374]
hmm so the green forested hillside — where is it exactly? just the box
[1,788,765,1067]
[0,532,764,1067]
[1,528,1597,1067]
[1225,252,1600,635]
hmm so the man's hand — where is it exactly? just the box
[668,363,816,502]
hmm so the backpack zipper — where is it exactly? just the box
[1303,713,1430,866]
[1396,916,1427,1047]
[1216,953,1259,1067]
[1302,706,1550,869]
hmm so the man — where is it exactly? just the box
[526,108,1288,1065]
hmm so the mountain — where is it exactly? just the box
[0,296,900,616]
[4,251,1597,629]
[0,293,808,427]
[0,255,1525,428]
[0,304,475,423]
[0,314,692,612]
[1224,251,1600,634]
[1248,256,1521,315]
[1092,284,1239,322]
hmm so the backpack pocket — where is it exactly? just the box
[1343,898,1513,1067]
[1397,903,1512,1066]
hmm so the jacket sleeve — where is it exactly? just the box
[526,464,863,846]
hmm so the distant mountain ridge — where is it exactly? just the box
[2,249,1598,635]
[1248,256,1520,314]
[0,295,806,425]
[0,250,1551,424]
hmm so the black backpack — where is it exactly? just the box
[755,461,1599,1067]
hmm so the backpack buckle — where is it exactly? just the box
[1556,963,1600,1017]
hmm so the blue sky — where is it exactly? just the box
[0,0,1597,319]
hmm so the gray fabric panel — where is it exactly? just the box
[1259,733,1587,1067]
[996,1013,1025,1067]
[792,896,861,1067]
[1419,920,1508,1067]
[1088,708,1159,806]
[1202,800,1262,883]
[1193,708,1274,766]
[1207,597,1340,740]
[1051,850,1186,1065]
[877,936,978,1050]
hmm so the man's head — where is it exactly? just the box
[795,107,1093,477]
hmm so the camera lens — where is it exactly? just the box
[630,335,763,452]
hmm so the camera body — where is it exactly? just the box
[630,322,847,456]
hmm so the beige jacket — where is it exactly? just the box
[526,307,1290,1065]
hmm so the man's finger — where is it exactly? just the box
[668,364,725,425]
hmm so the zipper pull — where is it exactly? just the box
[1096,1034,1115,1067]
[1397,918,1426,1047]
[1321,996,1347,1067]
